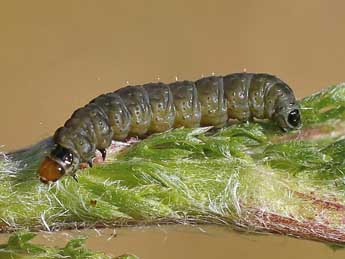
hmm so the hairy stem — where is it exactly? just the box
[1,83,345,245]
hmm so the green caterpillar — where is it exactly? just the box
[38,73,301,183]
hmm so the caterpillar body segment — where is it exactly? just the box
[195,76,227,128]
[223,73,253,121]
[169,80,201,128]
[38,72,301,183]
[116,85,152,137]
[90,93,131,141]
[143,82,176,134]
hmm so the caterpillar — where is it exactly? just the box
[38,73,301,183]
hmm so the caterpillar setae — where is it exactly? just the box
[38,73,301,183]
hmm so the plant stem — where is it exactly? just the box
[1,84,345,245]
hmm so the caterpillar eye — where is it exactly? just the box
[38,157,65,184]
[287,109,301,127]
[51,145,74,165]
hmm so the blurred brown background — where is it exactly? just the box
[1,0,345,258]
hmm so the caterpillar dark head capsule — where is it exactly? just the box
[38,72,301,183]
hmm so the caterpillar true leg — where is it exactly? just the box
[98,149,107,161]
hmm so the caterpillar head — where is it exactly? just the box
[38,145,78,184]
[274,103,302,131]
